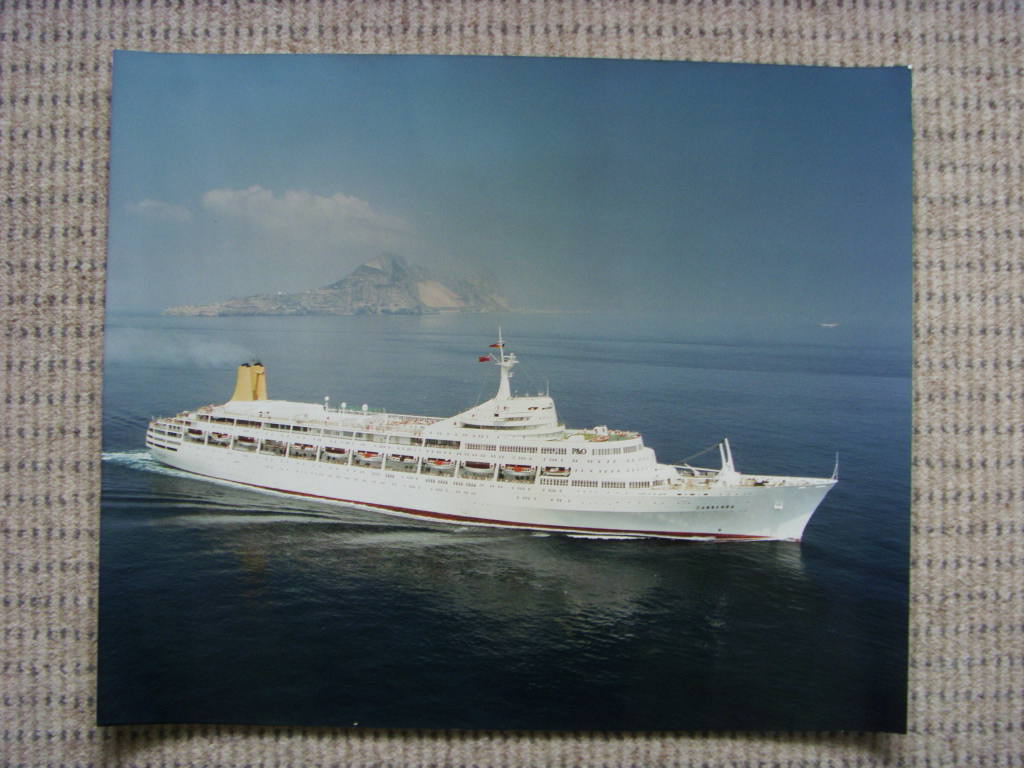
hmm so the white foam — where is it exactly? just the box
[102,449,178,476]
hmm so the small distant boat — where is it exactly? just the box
[819,322,840,328]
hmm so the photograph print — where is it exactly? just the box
[100,52,911,731]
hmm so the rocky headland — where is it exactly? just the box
[164,255,509,317]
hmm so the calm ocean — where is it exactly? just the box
[98,314,910,731]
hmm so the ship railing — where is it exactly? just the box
[562,428,637,440]
[583,431,637,442]
[673,464,718,478]
[738,476,785,487]
[732,473,832,488]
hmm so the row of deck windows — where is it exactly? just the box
[592,445,642,456]
[189,421,579,456]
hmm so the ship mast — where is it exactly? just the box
[493,327,517,401]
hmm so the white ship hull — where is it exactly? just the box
[145,339,836,541]
[148,440,832,541]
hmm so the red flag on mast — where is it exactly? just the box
[478,355,492,362]
[489,343,503,348]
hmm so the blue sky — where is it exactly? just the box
[108,52,911,345]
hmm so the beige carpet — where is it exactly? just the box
[1,1,1020,765]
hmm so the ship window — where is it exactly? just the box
[425,439,460,449]
[267,423,291,431]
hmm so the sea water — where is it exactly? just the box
[98,313,909,731]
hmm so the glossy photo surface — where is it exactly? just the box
[100,53,911,731]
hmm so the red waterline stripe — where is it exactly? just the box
[172,466,768,541]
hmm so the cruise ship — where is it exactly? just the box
[145,337,837,541]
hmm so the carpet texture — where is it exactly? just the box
[1,1,1021,765]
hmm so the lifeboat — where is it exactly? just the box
[355,450,382,465]
[209,432,230,445]
[500,464,536,479]
[541,466,570,477]
[388,454,418,466]
[461,461,494,476]
[321,446,348,462]
[425,458,454,472]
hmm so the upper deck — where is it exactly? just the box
[201,398,639,445]
[214,398,441,437]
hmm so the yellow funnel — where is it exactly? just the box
[252,364,268,400]
[229,363,268,401]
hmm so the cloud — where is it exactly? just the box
[201,186,412,251]
[127,198,192,222]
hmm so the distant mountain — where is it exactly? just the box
[163,255,510,317]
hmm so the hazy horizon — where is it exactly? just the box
[108,53,911,348]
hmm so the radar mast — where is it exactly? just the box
[493,327,517,400]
